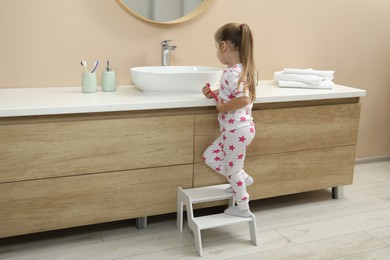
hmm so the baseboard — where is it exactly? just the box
[355,155,390,165]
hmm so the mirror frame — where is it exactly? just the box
[115,0,213,25]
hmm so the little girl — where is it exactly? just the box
[202,23,256,218]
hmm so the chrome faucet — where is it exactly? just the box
[161,40,177,66]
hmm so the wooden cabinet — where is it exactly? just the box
[0,114,194,182]
[0,165,192,238]
[194,146,356,197]
[0,98,362,238]
[194,100,361,201]
[0,113,194,237]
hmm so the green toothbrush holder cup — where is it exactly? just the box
[82,72,97,93]
[101,71,116,92]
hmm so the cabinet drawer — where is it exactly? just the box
[194,103,360,162]
[0,164,193,238]
[194,145,356,199]
[0,115,194,182]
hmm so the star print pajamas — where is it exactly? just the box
[203,64,255,211]
[203,126,255,210]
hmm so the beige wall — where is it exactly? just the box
[0,0,389,159]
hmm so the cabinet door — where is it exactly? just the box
[0,164,193,238]
[194,146,356,198]
[0,115,194,182]
[194,103,360,162]
[248,103,361,156]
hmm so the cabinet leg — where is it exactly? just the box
[332,186,344,199]
[135,216,148,229]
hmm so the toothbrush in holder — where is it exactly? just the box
[91,61,99,73]
[80,61,88,72]
[206,83,219,101]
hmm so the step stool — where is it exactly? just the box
[177,184,258,257]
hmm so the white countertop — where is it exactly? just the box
[0,80,366,117]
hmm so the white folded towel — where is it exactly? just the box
[274,71,333,84]
[277,80,335,90]
[282,68,334,79]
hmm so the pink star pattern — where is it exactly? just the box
[242,196,248,201]
[202,65,256,186]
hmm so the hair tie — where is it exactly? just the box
[239,24,244,29]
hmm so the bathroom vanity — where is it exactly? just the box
[0,81,366,238]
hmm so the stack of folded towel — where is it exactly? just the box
[274,68,335,89]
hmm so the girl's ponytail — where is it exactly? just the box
[239,24,256,102]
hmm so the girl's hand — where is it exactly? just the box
[202,84,215,99]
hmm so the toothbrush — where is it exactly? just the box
[206,83,219,101]
[80,61,88,72]
[91,60,99,73]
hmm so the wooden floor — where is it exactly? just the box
[1,160,390,260]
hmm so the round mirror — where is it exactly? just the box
[116,0,213,24]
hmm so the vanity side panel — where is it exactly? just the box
[0,115,194,183]
[0,165,193,238]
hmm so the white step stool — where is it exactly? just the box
[177,184,258,257]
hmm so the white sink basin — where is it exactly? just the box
[130,66,222,94]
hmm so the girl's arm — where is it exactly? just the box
[216,96,250,113]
